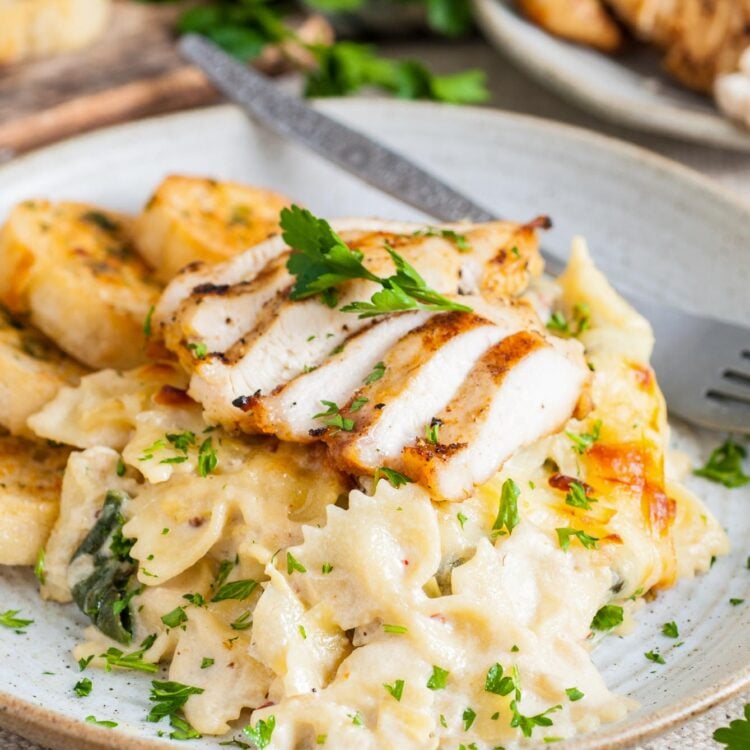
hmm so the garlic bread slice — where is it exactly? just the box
[0,306,86,436]
[0,201,160,370]
[0,434,70,566]
[135,175,291,282]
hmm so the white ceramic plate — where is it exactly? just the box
[472,0,750,153]
[0,102,749,750]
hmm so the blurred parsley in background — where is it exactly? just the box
[149,0,488,104]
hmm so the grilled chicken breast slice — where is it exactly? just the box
[324,309,530,474]
[0,201,160,369]
[163,256,292,366]
[402,331,589,500]
[239,311,434,441]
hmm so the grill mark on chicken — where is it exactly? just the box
[324,311,520,474]
[401,331,588,499]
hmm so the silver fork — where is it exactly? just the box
[180,34,750,434]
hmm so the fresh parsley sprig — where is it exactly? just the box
[280,206,471,318]
[714,704,750,749]
[694,438,750,488]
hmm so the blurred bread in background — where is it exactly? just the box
[0,0,110,65]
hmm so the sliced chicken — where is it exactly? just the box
[323,309,530,475]
[238,311,433,441]
[402,331,589,500]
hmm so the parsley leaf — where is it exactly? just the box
[491,478,520,538]
[644,650,665,664]
[212,579,258,602]
[484,663,514,695]
[566,420,602,454]
[143,305,155,338]
[426,665,449,690]
[188,341,208,360]
[425,417,442,444]
[243,716,276,749]
[0,610,33,631]
[546,303,591,338]
[364,361,386,384]
[662,621,679,639]
[591,605,623,632]
[714,704,750,749]
[147,680,205,723]
[161,606,188,629]
[286,552,306,574]
[197,437,218,477]
[556,526,599,552]
[565,481,598,510]
[201,657,214,669]
[462,706,477,731]
[694,438,750,488]
[312,400,354,431]
[74,678,92,697]
[85,715,117,728]
[101,635,159,673]
[383,679,405,701]
[280,206,471,318]
[34,547,46,584]
[413,227,471,252]
[373,467,413,489]
[565,687,584,702]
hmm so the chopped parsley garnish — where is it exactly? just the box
[321,563,333,575]
[694,438,750,488]
[484,663,514,695]
[231,611,253,630]
[491,478,520,538]
[714,704,750,749]
[565,419,602,455]
[167,431,197,452]
[197,437,218,477]
[280,205,471,318]
[161,606,188,629]
[85,715,117,728]
[212,579,258,602]
[0,610,33,631]
[546,303,591,338]
[101,634,158,673]
[591,605,623,632]
[74,678,93,697]
[183,593,206,607]
[147,680,205,723]
[644,650,665,664]
[426,665,449,690]
[462,706,477,731]
[116,457,126,477]
[413,227,471,252]
[556,527,599,552]
[143,305,155,338]
[662,621,679,639]
[507,665,562,738]
[456,511,468,529]
[244,716,276,748]
[425,417,442,444]
[313,400,354,432]
[565,687,584,702]
[139,438,167,461]
[286,552,307,574]
[730,598,745,606]
[213,558,236,591]
[373,467,413,489]
[565,482,598,510]
[298,625,307,639]
[350,396,369,412]
[383,679,405,701]
[34,547,46,584]
[200,657,214,669]
[188,341,208,359]
[79,655,94,671]
[383,623,408,634]
[168,713,202,740]
[351,712,364,726]
[364,361,386,384]
[317,735,327,745]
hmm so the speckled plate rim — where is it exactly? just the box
[0,100,749,750]
[472,0,750,153]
